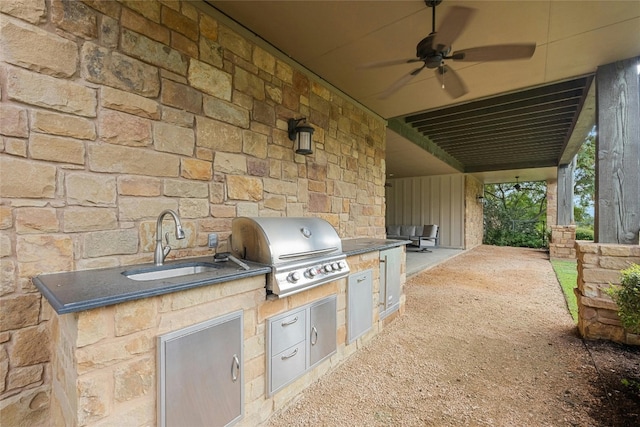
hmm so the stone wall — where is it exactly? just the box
[575,242,640,345]
[0,0,387,423]
[549,225,577,259]
[464,175,484,249]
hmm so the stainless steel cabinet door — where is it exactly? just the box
[159,311,243,427]
[348,269,373,343]
[309,296,337,367]
[380,247,402,316]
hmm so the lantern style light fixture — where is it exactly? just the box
[288,117,314,155]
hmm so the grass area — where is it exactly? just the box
[550,259,579,323]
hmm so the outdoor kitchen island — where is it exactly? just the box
[34,238,407,426]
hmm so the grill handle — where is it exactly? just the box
[278,247,339,260]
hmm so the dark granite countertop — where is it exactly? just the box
[33,256,271,315]
[34,238,407,315]
[341,238,410,256]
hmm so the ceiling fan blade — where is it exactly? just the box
[432,6,476,51]
[378,65,426,99]
[451,44,536,62]
[435,65,468,99]
[357,58,421,69]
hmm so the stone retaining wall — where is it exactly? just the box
[549,225,577,259]
[575,242,640,345]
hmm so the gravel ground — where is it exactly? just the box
[267,245,639,426]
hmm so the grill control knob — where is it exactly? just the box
[331,262,340,270]
[306,268,317,278]
[338,261,346,269]
[288,272,301,282]
[323,264,333,273]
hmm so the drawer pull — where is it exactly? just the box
[310,326,318,345]
[231,354,240,382]
[281,316,298,327]
[357,277,367,283]
[281,348,298,360]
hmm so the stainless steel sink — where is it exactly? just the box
[123,262,220,281]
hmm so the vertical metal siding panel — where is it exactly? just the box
[440,176,451,247]
[420,176,430,226]
[440,176,453,246]
[412,178,421,224]
[384,174,466,248]
[396,179,405,225]
[430,177,440,227]
[403,179,413,224]
[385,184,395,225]
[395,180,404,225]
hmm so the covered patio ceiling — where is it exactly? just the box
[388,74,595,179]
[208,0,640,182]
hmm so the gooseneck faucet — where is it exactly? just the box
[154,209,186,266]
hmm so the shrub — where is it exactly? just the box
[607,264,640,334]
[575,227,594,240]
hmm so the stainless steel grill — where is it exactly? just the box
[230,217,349,297]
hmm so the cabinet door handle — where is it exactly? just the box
[310,326,318,345]
[382,255,389,307]
[281,316,298,327]
[281,348,298,360]
[231,354,240,382]
[357,277,367,283]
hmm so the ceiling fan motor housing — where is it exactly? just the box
[416,35,449,68]
[424,0,443,7]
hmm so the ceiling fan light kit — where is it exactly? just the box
[365,0,536,100]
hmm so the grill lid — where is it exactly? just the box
[230,217,343,266]
[230,217,349,298]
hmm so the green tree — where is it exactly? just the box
[483,180,548,248]
[574,132,595,227]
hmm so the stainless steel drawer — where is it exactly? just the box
[270,308,306,355]
[270,342,306,392]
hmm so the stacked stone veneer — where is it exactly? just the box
[575,242,640,345]
[464,175,483,249]
[549,225,577,259]
[47,249,404,426]
[0,0,387,424]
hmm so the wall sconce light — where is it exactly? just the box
[477,195,485,202]
[288,118,314,155]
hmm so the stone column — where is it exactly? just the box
[595,57,640,244]
[546,178,558,228]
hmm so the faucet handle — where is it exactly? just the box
[163,232,172,258]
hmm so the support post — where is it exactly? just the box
[557,157,575,226]
[595,57,640,244]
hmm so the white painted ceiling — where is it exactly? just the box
[210,0,640,182]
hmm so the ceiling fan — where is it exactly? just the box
[361,0,536,100]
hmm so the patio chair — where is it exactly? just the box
[412,225,439,252]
